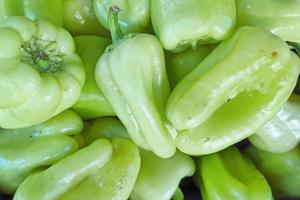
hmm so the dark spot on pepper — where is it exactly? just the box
[271,51,277,58]
[227,98,231,102]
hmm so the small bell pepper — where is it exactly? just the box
[0,110,82,194]
[236,0,300,43]
[246,145,300,199]
[166,26,300,155]
[95,7,175,158]
[195,146,273,200]
[0,16,85,129]
[14,138,140,200]
[0,0,63,26]
[63,0,109,36]
[249,94,300,153]
[71,36,115,119]
[93,0,150,34]
[165,45,215,88]
[151,0,236,52]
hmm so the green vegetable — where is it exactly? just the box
[95,7,175,158]
[151,0,236,52]
[236,0,300,43]
[72,36,115,119]
[14,138,140,200]
[246,145,300,199]
[165,45,215,88]
[63,0,109,36]
[166,26,300,155]
[0,0,63,26]
[195,146,273,200]
[0,16,85,129]
[94,0,150,34]
[0,110,82,194]
[249,94,300,153]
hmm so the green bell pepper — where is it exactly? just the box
[14,138,140,200]
[0,0,63,26]
[166,26,300,155]
[95,7,175,158]
[249,94,300,153]
[93,0,150,34]
[63,0,109,36]
[151,0,236,52]
[195,146,273,200]
[165,45,215,88]
[0,16,85,129]
[0,110,82,194]
[71,36,115,119]
[236,0,300,43]
[246,145,300,199]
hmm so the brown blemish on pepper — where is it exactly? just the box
[271,51,278,58]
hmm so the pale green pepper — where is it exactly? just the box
[71,36,115,119]
[166,26,300,155]
[195,146,273,200]
[0,110,82,194]
[151,0,236,52]
[249,94,300,153]
[95,7,175,158]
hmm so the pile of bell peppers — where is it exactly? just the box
[0,0,300,199]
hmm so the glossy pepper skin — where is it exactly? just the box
[165,45,215,88]
[63,0,109,36]
[94,0,150,34]
[95,7,175,158]
[249,94,300,153]
[166,26,300,155]
[151,0,236,52]
[246,145,300,199]
[0,16,85,129]
[195,146,273,200]
[236,0,300,43]
[0,0,63,26]
[14,138,140,200]
[0,110,82,194]
[71,36,115,119]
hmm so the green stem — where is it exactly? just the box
[287,41,300,58]
[108,5,124,44]
[172,187,184,200]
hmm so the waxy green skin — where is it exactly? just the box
[95,32,176,158]
[151,0,236,52]
[0,16,85,129]
[94,0,150,34]
[63,0,109,36]
[249,94,300,153]
[236,0,300,43]
[165,45,215,88]
[0,0,63,26]
[166,26,300,155]
[196,146,273,200]
[0,110,83,194]
[14,138,140,200]
[246,145,300,199]
[72,36,115,119]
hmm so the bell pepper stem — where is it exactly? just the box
[287,41,300,58]
[108,5,124,44]
[172,187,184,200]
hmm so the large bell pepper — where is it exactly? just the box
[0,0,63,26]
[236,0,300,43]
[0,16,85,129]
[95,7,175,158]
[0,110,82,194]
[249,94,300,153]
[195,146,273,200]
[246,145,300,199]
[63,0,109,36]
[151,0,236,52]
[165,45,215,88]
[93,0,150,34]
[166,26,300,155]
[14,138,140,200]
[71,36,115,119]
